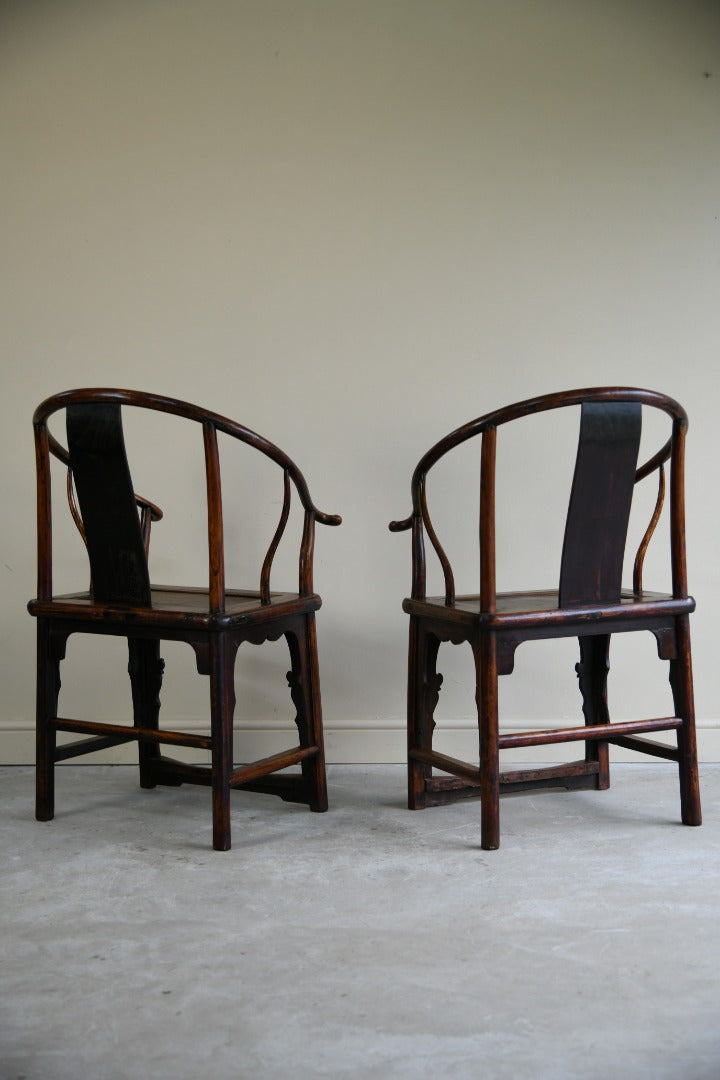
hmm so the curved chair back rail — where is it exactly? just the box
[33,388,341,609]
[389,386,687,607]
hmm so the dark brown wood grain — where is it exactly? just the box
[28,388,341,850]
[391,386,701,849]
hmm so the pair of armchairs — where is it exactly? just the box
[28,388,701,850]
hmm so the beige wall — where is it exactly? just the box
[2,0,719,763]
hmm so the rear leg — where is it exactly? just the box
[576,634,611,790]
[128,637,165,789]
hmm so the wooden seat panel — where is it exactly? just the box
[29,586,322,628]
[403,589,694,629]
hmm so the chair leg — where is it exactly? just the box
[407,620,441,810]
[286,615,328,812]
[36,620,65,822]
[127,638,165,789]
[207,634,236,851]
[576,634,611,790]
[474,634,500,850]
[669,615,702,826]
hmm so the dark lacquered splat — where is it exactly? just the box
[66,402,151,606]
[559,401,641,607]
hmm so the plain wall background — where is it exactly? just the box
[2,0,719,764]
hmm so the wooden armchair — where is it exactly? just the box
[28,389,341,850]
[390,387,701,849]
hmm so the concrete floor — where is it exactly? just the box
[2,764,719,1080]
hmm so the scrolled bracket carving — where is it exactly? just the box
[47,628,70,704]
[574,635,610,727]
[127,644,165,719]
[286,666,305,735]
[426,670,443,734]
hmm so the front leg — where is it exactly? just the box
[407,619,442,810]
[194,635,238,851]
[285,614,328,812]
[473,634,500,850]
[669,616,701,826]
[36,621,68,821]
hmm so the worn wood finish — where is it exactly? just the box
[29,388,341,850]
[391,387,701,848]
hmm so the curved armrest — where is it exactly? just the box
[314,510,342,527]
[134,494,164,523]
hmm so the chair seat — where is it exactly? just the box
[403,588,695,631]
[28,586,322,631]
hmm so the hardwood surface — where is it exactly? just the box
[29,586,322,628]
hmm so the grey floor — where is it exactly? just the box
[2,764,720,1080]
